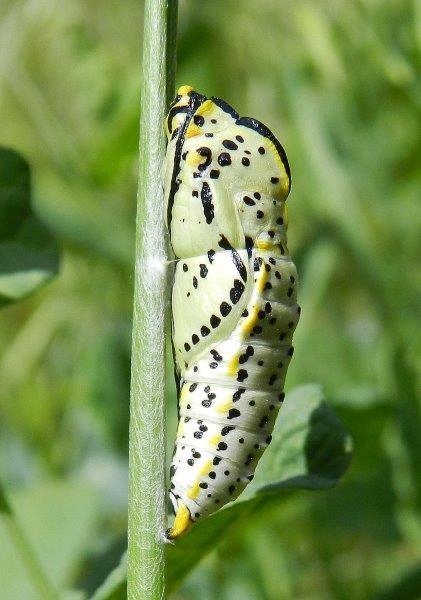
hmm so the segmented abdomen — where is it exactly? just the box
[169,247,299,530]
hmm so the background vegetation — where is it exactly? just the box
[0,0,420,598]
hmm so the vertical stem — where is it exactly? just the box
[128,1,178,599]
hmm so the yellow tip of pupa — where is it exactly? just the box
[177,85,194,96]
[167,502,192,540]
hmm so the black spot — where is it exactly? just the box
[211,118,217,124]
[236,135,244,143]
[170,465,176,477]
[193,115,205,126]
[239,438,244,444]
[268,230,275,238]
[184,343,191,351]
[192,334,199,345]
[237,369,248,382]
[233,388,246,401]
[271,177,279,184]
[276,217,284,225]
[242,157,250,166]
[192,276,198,288]
[199,482,208,489]
[195,512,200,518]
[264,282,272,290]
[230,279,245,304]
[258,360,264,366]
[183,263,188,272]
[222,426,234,436]
[288,346,294,356]
[194,431,203,439]
[205,132,213,138]
[260,415,269,428]
[201,325,210,337]
[193,366,198,372]
[253,326,262,334]
[254,192,261,200]
[200,182,214,224]
[189,383,197,392]
[275,271,281,279]
[242,309,249,317]
[193,451,201,458]
[202,398,211,407]
[210,362,218,369]
[218,234,233,250]
[187,458,194,466]
[207,249,215,263]
[249,400,255,406]
[217,442,228,451]
[196,146,212,171]
[208,393,216,400]
[213,456,222,465]
[243,196,256,206]
[199,424,208,432]
[228,408,241,419]
[218,152,231,166]
[266,435,272,444]
[210,314,221,329]
[270,318,277,325]
[224,470,230,476]
[256,210,264,219]
[245,454,253,466]
[229,485,236,495]
[209,471,216,479]
[258,146,265,154]
[210,169,220,179]
[247,474,254,481]
[192,190,198,197]
[200,264,208,278]
[244,150,251,155]
[269,374,277,385]
[210,349,223,361]
[222,139,238,150]
[220,302,232,317]
[245,236,253,257]
[258,310,266,320]
[231,250,248,282]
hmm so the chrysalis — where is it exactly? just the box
[164,86,299,539]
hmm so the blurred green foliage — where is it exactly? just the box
[0,0,420,598]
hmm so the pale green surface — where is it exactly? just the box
[0,481,97,600]
[0,1,419,599]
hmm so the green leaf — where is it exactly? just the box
[90,384,352,598]
[247,383,353,495]
[0,480,98,600]
[0,148,59,305]
[90,553,127,600]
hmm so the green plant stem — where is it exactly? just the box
[0,485,57,600]
[127,1,178,599]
